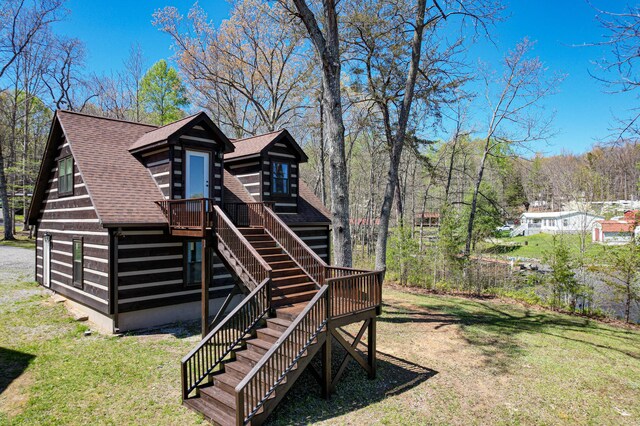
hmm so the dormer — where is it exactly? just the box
[224,130,308,213]
[129,113,234,203]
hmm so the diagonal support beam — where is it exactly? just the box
[331,319,371,388]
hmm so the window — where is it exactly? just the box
[562,219,569,227]
[185,241,202,286]
[58,156,74,196]
[271,161,289,195]
[72,238,83,288]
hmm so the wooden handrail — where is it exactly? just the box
[326,271,383,318]
[262,205,327,286]
[214,205,272,289]
[235,285,329,425]
[180,278,271,400]
[155,198,215,231]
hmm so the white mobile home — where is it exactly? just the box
[511,211,604,237]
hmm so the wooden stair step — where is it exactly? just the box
[250,241,278,249]
[268,260,297,270]
[271,267,303,278]
[255,247,283,255]
[272,282,316,296]
[234,347,265,366]
[246,338,273,355]
[267,317,293,332]
[257,326,283,343]
[263,255,290,264]
[213,369,245,394]
[184,396,235,426]
[272,274,310,285]
[272,290,317,308]
[199,385,236,416]
[238,228,265,235]
[275,303,308,321]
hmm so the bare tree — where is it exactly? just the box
[588,3,640,140]
[464,39,562,256]
[0,0,64,241]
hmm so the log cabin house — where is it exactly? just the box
[28,110,383,425]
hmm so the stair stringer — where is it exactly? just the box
[247,330,327,426]
[215,234,263,292]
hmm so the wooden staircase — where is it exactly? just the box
[239,227,317,308]
[164,201,383,425]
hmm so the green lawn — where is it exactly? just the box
[481,232,612,262]
[2,278,639,424]
[0,218,36,250]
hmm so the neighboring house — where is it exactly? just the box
[592,210,640,245]
[27,110,382,425]
[415,211,440,227]
[511,211,604,237]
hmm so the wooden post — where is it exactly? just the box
[322,326,332,399]
[368,316,377,379]
[201,237,210,338]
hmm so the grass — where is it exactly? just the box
[2,278,639,424]
[0,217,36,250]
[480,233,613,262]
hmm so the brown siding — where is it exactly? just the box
[226,161,262,202]
[289,225,330,261]
[36,137,110,314]
[263,145,298,213]
[115,229,235,313]
[140,148,171,199]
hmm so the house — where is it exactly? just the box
[511,211,604,237]
[592,210,639,244]
[27,110,382,425]
[414,211,440,227]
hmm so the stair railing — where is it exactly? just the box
[235,285,329,425]
[214,205,272,290]
[261,204,327,286]
[181,278,271,400]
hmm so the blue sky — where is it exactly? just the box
[53,0,635,155]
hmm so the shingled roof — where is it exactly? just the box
[226,129,308,162]
[129,111,234,153]
[45,111,168,225]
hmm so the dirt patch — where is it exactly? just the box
[0,370,33,418]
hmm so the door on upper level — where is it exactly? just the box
[185,150,210,199]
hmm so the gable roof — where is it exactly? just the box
[597,220,636,233]
[129,111,234,153]
[225,129,308,162]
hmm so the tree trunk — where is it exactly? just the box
[0,140,14,240]
[374,0,427,272]
[319,84,327,206]
[465,141,490,257]
[291,0,352,266]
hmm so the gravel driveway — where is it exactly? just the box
[0,246,34,284]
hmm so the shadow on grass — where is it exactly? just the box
[482,244,521,254]
[266,346,437,425]
[381,295,640,373]
[0,347,35,395]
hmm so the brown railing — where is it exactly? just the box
[327,270,383,318]
[235,285,328,425]
[262,205,327,286]
[181,278,270,400]
[155,198,214,234]
[224,202,274,227]
[214,205,272,290]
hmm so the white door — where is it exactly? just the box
[43,234,51,288]
[185,151,210,199]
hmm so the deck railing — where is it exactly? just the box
[326,270,383,318]
[235,285,328,425]
[155,198,214,235]
[224,202,274,227]
[181,278,270,400]
[214,205,272,290]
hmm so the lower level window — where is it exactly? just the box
[185,241,202,286]
[72,238,83,288]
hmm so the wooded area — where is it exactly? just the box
[1,0,639,322]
